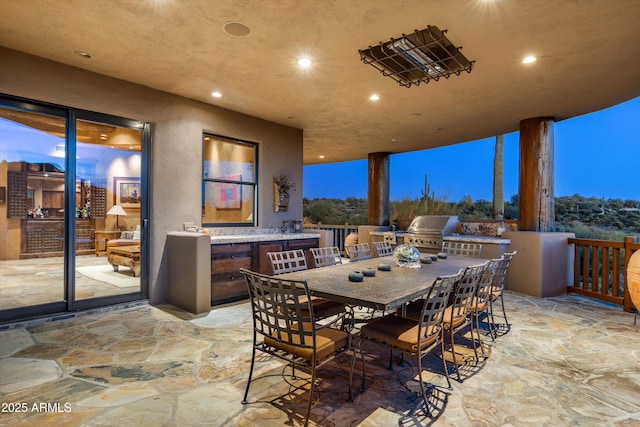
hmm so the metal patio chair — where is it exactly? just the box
[240,269,355,426]
[355,271,461,415]
[442,262,487,381]
[268,249,350,327]
[345,242,372,261]
[488,251,517,335]
[373,241,394,257]
[441,241,483,258]
[310,246,342,268]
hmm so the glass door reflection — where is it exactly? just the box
[0,107,67,312]
[73,119,142,300]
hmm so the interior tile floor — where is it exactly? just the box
[0,292,639,426]
[0,255,140,311]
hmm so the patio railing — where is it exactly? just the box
[304,224,359,255]
[568,236,639,312]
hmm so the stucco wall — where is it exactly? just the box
[0,47,304,304]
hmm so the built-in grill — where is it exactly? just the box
[404,215,459,252]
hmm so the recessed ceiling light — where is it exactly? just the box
[74,50,91,59]
[211,91,222,98]
[297,58,312,68]
[224,22,251,37]
[319,155,325,159]
[522,55,537,64]
[370,94,380,101]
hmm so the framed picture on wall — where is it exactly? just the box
[114,177,141,208]
[214,174,241,209]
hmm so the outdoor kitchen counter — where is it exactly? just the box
[208,232,321,244]
[370,231,510,259]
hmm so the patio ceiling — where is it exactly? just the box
[1,1,639,165]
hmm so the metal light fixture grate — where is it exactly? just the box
[359,26,474,88]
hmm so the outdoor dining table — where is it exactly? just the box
[277,255,484,312]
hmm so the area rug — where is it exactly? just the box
[76,264,138,288]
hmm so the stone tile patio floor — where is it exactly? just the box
[0,292,639,426]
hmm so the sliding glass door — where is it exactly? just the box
[73,117,144,303]
[0,106,68,317]
[0,97,148,322]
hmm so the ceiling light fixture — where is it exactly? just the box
[297,58,312,68]
[522,55,537,64]
[370,94,380,101]
[359,25,474,88]
[223,22,251,37]
[74,50,91,59]
[319,155,325,159]
[211,91,222,98]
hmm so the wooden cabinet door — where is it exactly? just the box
[256,241,284,274]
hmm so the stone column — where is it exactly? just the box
[518,117,555,231]
[368,152,390,226]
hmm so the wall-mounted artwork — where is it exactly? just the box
[214,174,241,209]
[114,177,141,208]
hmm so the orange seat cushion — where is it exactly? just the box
[264,322,348,361]
[361,314,437,353]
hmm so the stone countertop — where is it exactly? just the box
[444,234,510,244]
[209,232,321,245]
[370,231,510,244]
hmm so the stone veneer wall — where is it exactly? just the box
[457,219,518,237]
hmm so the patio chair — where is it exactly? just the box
[240,269,355,426]
[345,242,372,261]
[442,262,487,381]
[355,271,461,414]
[268,249,309,275]
[373,241,394,257]
[268,249,350,326]
[471,259,499,347]
[310,246,342,268]
[441,241,483,258]
[488,251,517,334]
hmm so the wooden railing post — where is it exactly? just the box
[623,236,635,313]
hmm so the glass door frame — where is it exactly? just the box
[0,94,150,321]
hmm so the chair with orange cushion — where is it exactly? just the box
[268,249,351,329]
[354,271,461,414]
[240,268,355,426]
[471,258,500,349]
[488,251,517,335]
[442,262,487,381]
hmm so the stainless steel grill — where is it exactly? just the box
[405,215,459,252]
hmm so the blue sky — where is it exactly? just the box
[304,96,640,202]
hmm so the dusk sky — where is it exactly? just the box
[304,96,640,203]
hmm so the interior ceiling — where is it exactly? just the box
[1,0,639,165]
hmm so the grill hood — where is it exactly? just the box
[407,215,459,235]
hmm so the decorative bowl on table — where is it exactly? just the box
[377,263,392,271]
[362,267,376,277]
[393,244,421,269]
[348,271,364,282]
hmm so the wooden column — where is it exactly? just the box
[368,152,390,226]
[518,117,555,231]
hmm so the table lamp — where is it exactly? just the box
[107,205,127,231]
